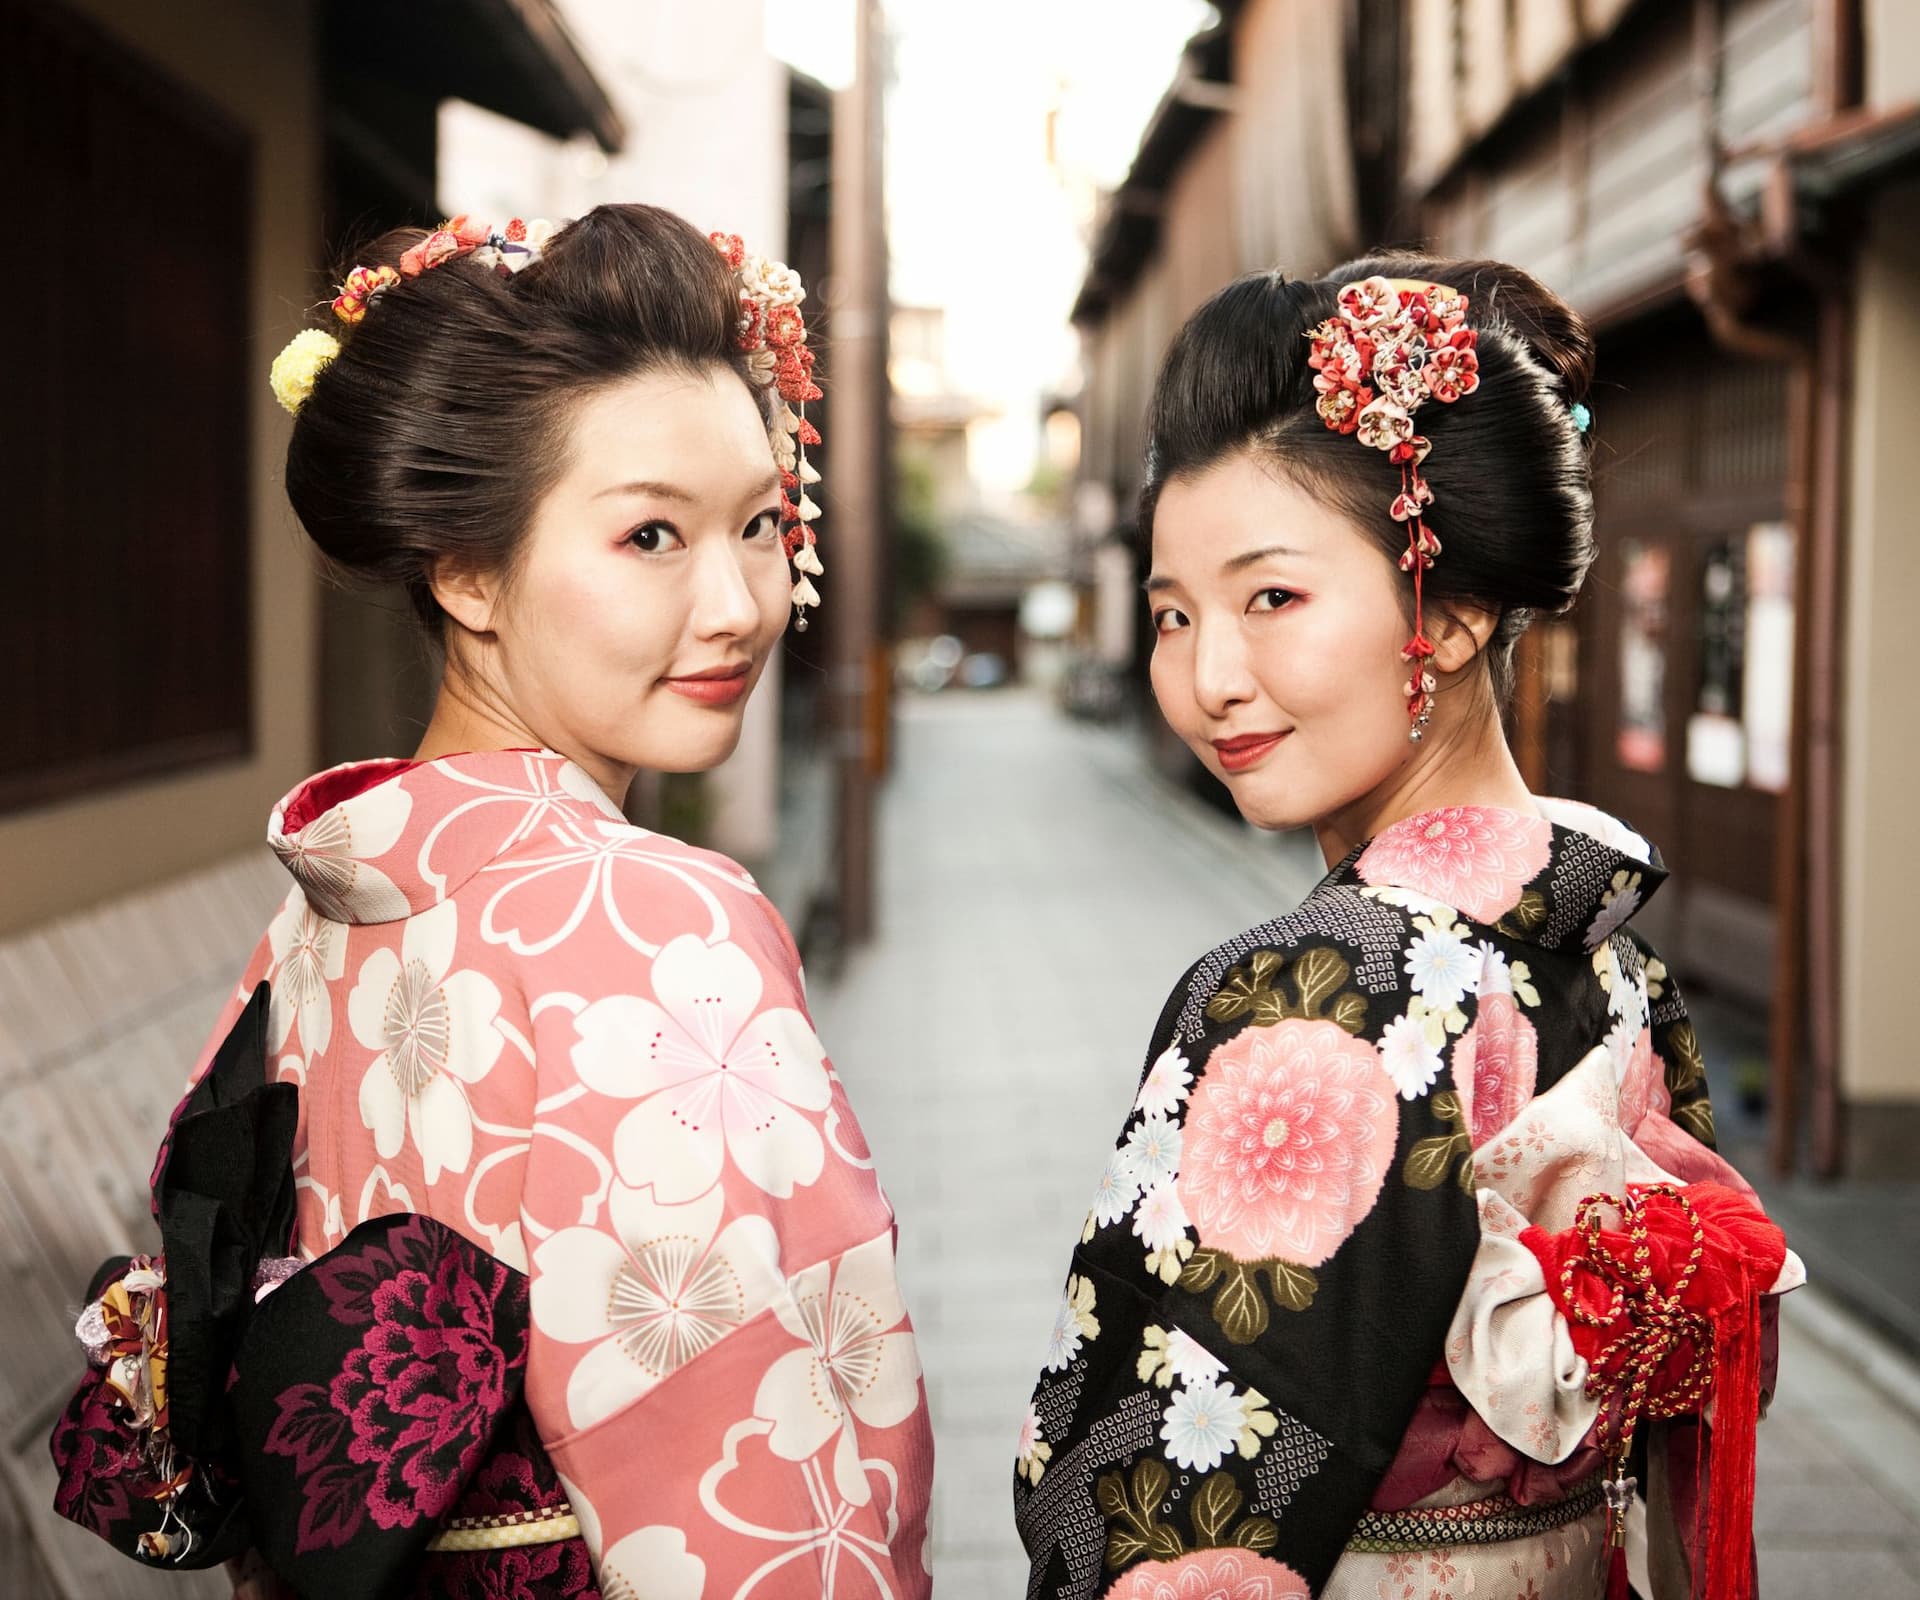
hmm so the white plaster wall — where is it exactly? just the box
[1840,181,1920,1101]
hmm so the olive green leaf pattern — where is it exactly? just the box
[1181,1248,1319,1340]
[1403,1088,1474,1193]
[1099,1461,1279,1569]
[1495,888,1549,941]
[1207,946,1367,1034]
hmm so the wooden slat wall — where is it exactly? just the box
[1,3,253,817]
[1422,0,1816,321]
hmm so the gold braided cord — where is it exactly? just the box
[425,1508,581,1553]
[1561,1183,1717,1471]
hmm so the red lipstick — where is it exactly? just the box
[663,663,752,707]
[1212,732,1288,773]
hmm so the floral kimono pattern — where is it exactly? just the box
[166,750,933,1597]
[1016,800,1797,1600]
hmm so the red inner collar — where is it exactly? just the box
[280,761,419,835]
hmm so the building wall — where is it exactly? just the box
[0,0,322,937]
[1840,179,1920,1105]
[1862,0,1920,101]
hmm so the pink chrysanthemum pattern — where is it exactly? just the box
[1451,992,1540,1146]
[1110,1547,1310,1600]
[1356,806,1553,923]
[1176,1019,1399,1267]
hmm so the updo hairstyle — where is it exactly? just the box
[284,204,760,629]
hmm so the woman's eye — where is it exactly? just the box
[1249,587,1297,613]
[626,521,684,554]
[1151,608,1190,635]
[745,510,782,542]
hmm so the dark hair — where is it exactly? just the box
[1141,252,1597,699]
[285,204,759,628]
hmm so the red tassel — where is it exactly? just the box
[1606,1543,1630,1600]
[1703,1279,1765,1600]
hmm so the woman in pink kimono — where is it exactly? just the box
[50,205,932,1597]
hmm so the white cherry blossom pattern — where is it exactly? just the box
[558,1481,708,1600]
[533,1183,781,1431]
[1136,1042,1194,1117]
[348,899,505,1183]
[572,934,833,1202]
[598,1526,707,1600]
[477,816,759,958]
[265,887,345,1056]
[419,751,626,906]
[753,1233,924,1506]
[697,1417,915,1599]
[269,769,413,922]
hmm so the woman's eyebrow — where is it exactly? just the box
[595,479,694,502]
[1146,543,1307,591]
[594,472,784,503]
[1221,542,1305,572]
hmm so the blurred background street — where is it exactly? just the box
[6,0,1920,1593]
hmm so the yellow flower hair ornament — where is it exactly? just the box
[268,328,342,417]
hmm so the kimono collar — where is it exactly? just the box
[266,749,627,924]
[1339,798,1666,952]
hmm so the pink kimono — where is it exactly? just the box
[187,748,934,1596]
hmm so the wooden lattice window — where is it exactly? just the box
[1,2,253,813]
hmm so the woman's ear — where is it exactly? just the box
[1429,602,1500,676]
[429,558,500,638]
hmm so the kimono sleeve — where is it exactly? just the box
[1022,919,1480,1596]
[513,894,930,1593]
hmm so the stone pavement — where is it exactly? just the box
[812,690,1920,1598]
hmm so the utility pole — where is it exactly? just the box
[829,0,888,944]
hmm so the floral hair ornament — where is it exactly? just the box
[1305,275,1481,741]
[271,215,561,416]
[711,231,824,629]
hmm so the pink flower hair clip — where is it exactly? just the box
[1305,275,1480,741]
[712,231,824,630]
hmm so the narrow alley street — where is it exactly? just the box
[816,691,1920,1598]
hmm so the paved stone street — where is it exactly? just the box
[815,691,1920,1598]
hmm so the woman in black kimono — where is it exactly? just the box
[1014,260,1799,1600]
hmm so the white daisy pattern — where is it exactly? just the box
[1405,924,1479,1010]
[1160,1376,1245,1473]
[1131,1177,1191,1254]
[1089,1146,1143,1229]
[1045,1273,1100,1372]
[1136,1042,1194,1117]
[1584,869,1645,950]
[1378,1011,1445,1100]
[1120,1113,1183,1190]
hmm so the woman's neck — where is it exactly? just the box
[412,658,636,806]
[1313,708,1536,868]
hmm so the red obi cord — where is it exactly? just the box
[1522,1182,1786,1600]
